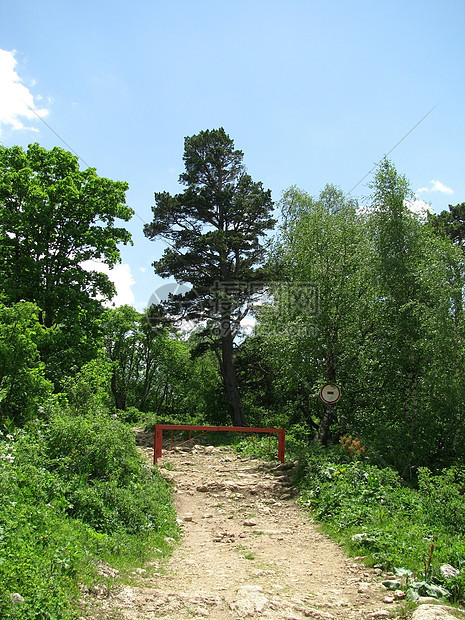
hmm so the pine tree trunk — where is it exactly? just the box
[220,318,248,427]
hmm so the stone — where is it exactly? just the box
[230,585,269,616]
[10,593,25,605]
[440,564,460,579]
[303,608,335,618]
[96,562,120,578]
[412,603,463,619]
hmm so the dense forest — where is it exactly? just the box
[2,132,465,617]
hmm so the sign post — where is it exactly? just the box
[319,383,341,405]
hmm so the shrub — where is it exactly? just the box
[295,443,465,595]
[0,412,178,618]
[417,466,465,534]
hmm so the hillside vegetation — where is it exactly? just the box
[2,137,465,615]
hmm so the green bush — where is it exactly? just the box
[295,444,465,601]
[417,466,465,534]
[45,411,141,486]
[0,411,178,618]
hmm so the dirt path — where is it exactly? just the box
[91,437,406,620]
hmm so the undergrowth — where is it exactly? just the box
[0,410,178,619]
[289,437,465,605]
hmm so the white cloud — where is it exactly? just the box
[81,260,135,307]
[357,200,433,218]
[0,49,49,136]
[405,199,433,217]
[416,179,454,195]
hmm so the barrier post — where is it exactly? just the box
[278,428,285,463]
[153,425,285,464]
[153,425,163,464]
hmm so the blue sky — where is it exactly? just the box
[1,0,464,310]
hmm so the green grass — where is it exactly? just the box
[0,411,179,619]
[291,441,465,604]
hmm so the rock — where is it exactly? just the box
[10,593,25,605]
[243,519,257,526]
[96,562,120,578]
[303,608,335,618]
[369,612,390,618]
[440,563,460,579]
[229,585,269,616]
[412,603,463,619]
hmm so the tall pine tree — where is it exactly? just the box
[144,128,275,426]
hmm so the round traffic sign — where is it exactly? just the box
[319,383,341,404]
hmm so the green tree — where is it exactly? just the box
[429,201,465,251]
[257,184,365,444]
[102,305,177,412]
[258,169,465,473]
[356,160,465,473]
[0,301,53,425]
[0,143,133,380]
[144,128,275,426]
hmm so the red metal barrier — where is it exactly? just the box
[153,424,285,464]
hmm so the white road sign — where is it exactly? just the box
[319,383,341,404]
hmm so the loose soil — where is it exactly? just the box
[85,432,407,620]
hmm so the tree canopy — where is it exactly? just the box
[144,128,275,426]
[0,143,133,381]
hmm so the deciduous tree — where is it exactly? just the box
[0,143,133,381]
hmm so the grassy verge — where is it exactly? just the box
[287,436,465,605]
[0,411,178,619]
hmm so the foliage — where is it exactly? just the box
[429,201,465,252]
[255,184,366,442]
[253,163,465,473]
[417,466,465,534]
[0,143,133,382]
[100,307,225,423]
[294,443,465,602]
[61,355,114,416]
[0,411,178,618]
[353,160,465,473]
[144,128,275,426]
[0,301,53,426]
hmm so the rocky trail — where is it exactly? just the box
[88,433,410,620]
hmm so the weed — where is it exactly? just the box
[293,443,465,603]
[0,411,179,618]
